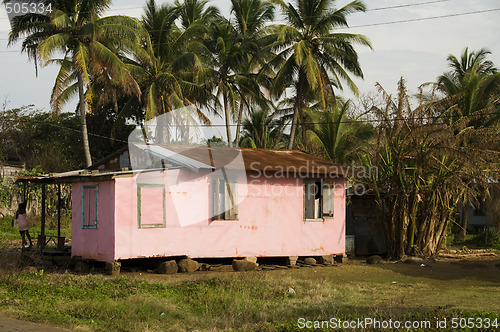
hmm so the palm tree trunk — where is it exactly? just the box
[395,77,405,133]
[457,203,468,242]
[235,100,245,147]
[288,70,306,149]
[223,93,233,147]
[77,73,92,167]
[287,106,299,149]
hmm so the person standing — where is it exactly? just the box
[16,202,33,249]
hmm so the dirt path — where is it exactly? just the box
[0,316,71,332]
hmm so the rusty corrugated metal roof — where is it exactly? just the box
[130,144,345,176]
[168,145,345,176]
[18,146,345,183]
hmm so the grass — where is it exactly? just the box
[1,216,498,331]
[447,230,500,250]
[0,259,498,331]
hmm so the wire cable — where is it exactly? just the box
[346,7,500,29]
[2,110,500,135]
[0,0,455,20]
[366,0,451,11]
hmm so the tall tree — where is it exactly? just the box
[134,0,185,121]
[268,0,371,149]
[176,0,221,30]
[7,0,143,166]
[436,48,500,241]
[239,108,285,148]
[437,48,500,128]
[231,0,275,145]
[204,19,257,147]
[127,0,217,143]
[0,105,84,171]
[305,100,374,164]
[363,78,500,258]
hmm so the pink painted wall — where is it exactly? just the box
[71,181,115,261]
[72,170,346,261]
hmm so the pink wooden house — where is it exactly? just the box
[64,145,346,263]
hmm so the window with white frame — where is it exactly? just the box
[304,180,334,220]
[212,177,238,220]
[82,185,98,228]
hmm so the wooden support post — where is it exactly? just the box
[57,184,61,238]
[38,184,46,251]
[287,256,298,266]
[57,184,65,251]
[334,254,347,264]
[22,182,26,203]
[105,261,121,275]
[41,184,46,236]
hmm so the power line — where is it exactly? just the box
[127,6,500,47]
[141,7,500,33]
[168,111,500,126]
[1,6,498,49]
[347,8,500,29]
[0,0,456,22]
[2,111,499,134]
[47,122,129,143]
[366,0,451,11]
[0,116,129,142]
[0,0,482,27]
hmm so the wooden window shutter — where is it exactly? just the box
[304,181,315,219]
[212,179,223,220]
[224,180,238,220]
[82,186,98,228]
[322,183,334,218]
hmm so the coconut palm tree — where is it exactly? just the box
[176,0,221,30]
[231,0,275,145]
[125,0,215,142]
[239,108,285,148]
[268,0,372,149]
[132,0,186,121]
[201,0,276,147]
[436,48,500,241]
[7,0,143,167]
[437,48,500,128]
[439,48,497,89]
[305,100,374,164]
[203,19,260,147]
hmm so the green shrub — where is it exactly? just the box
[468,227,500,249]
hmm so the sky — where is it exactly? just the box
[0,0,499,114]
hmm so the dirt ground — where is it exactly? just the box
[0,316,71,332]
[346,248,500,284]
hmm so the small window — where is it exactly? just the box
[82,185,98,229]
[212,177,238,220]
[304,180,334,220]
[138,184,166,228]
